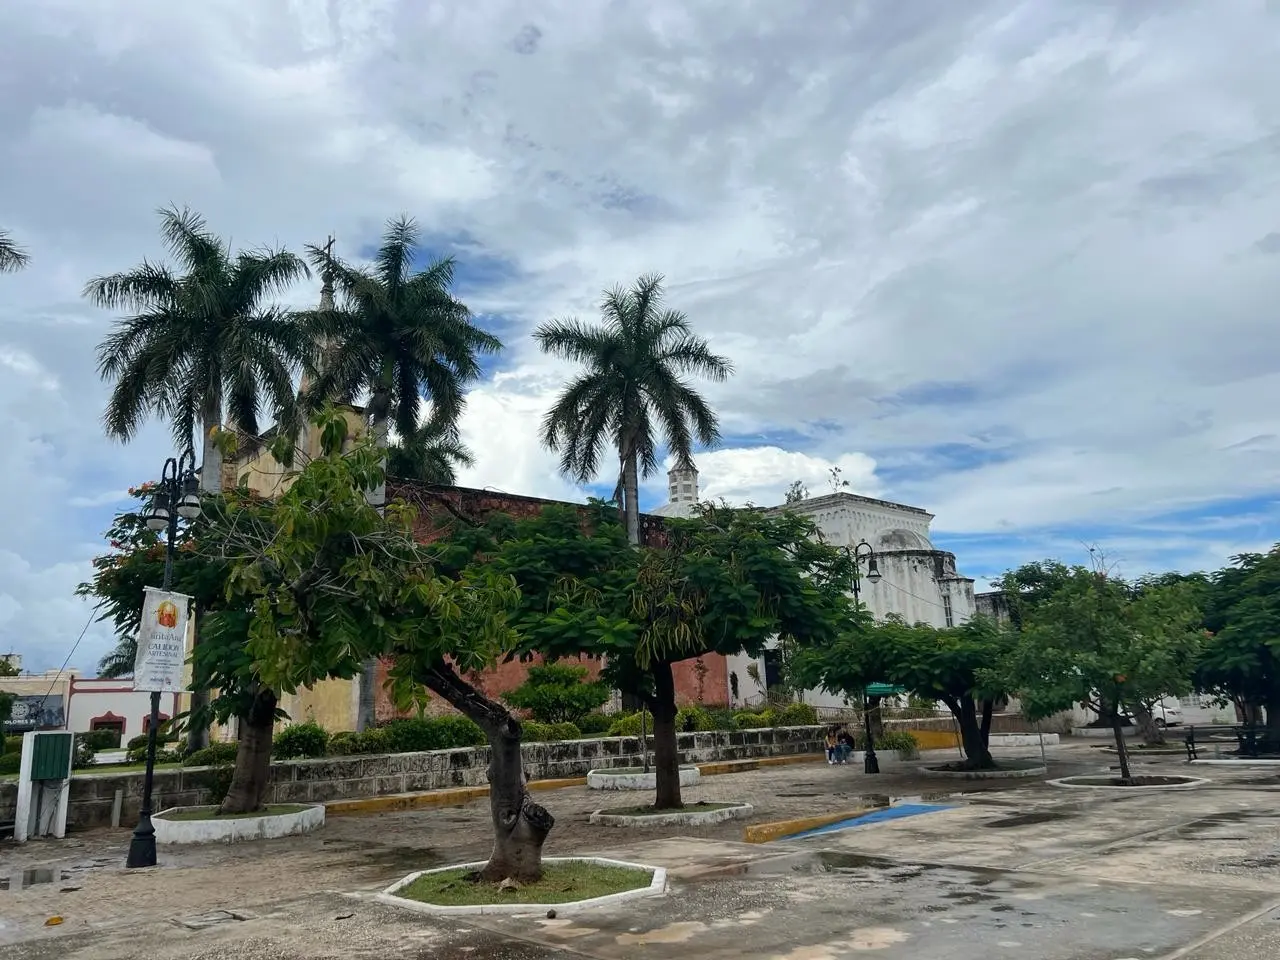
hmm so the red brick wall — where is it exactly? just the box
[374,481,718,719]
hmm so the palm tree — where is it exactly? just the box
[0,230,30,272]
[536,273,733,543]
[296,215,502,729]
[387,409,476,484]
[87,206,311,494]
[297,216,500,484]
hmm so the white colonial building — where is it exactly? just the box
[649,460,977,709]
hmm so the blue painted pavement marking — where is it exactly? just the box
[785,803,955,840]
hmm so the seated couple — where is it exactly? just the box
[825,726,857,764]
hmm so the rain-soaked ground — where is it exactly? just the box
[2,746,1279,959]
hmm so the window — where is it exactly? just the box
[942,594,954,628]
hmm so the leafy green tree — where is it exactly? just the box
[295,217,501,730]
[86,206,311,494]
[794,615,1012,769]
[783,480,809,504]
[386,407,476,484]
[1000,565,1203,781]
[0,229,30,273]
[1198,546,1280,736]
[535,273,732,544]
[505,662,611,725]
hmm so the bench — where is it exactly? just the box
[1183,724,1270,760]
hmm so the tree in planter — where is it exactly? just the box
[1198,546,1280,738]
[999,565,1204,781]
[794,614,1011,770]
[217,426,570,879]
[505,662,611,725]
[519,505,856,810]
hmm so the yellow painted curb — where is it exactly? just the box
[744,805,884,844]
[325,776,588,817]
[698,753,825,777]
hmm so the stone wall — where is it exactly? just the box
[0,725,824,833]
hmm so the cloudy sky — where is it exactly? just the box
[2,1,1278,674]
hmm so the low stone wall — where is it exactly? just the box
[0,725,824,832]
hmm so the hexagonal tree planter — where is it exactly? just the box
[586,765,701,791]
[589,801,753,828]
[922,759,1047,780]
[1047,774,1209,790]
[153,803,324,844]
[377,857,667,916]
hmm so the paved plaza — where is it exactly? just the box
[2,743,1279,959]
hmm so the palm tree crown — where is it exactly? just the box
[536,273,733,539]
[0,230,30,273]
[387,408,476,485]
[296,216,502,440]
[87,206,311,479]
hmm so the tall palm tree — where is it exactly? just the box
[296,215,501,729]
[387,408,476,484]
[0,230,30,272]
[87,206,311,493]
[536,273,733,544]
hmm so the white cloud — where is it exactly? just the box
[2,0,1279,668]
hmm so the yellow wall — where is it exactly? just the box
[278,678,356,733]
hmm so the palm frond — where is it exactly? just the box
[0,230,32,273]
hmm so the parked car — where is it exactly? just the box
[1152,698,1184,728]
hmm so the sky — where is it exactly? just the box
[1,1,1278,674]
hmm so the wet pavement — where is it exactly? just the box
[2,744,1279,958]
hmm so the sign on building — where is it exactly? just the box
[132,586,191,693]
[2,695,64,732]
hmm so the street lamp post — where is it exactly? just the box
[848,539,883,775]
[126,448,200,870]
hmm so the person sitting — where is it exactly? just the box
[825,729,839,764]
[836,727,856,764]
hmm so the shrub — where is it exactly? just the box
[4,734,24,755]
[704,708,737,731]
[505,662,611,724]
[777,702,819,727]
[575,712,613,736]
[521,721,582,742]
[733,712,771,729]
[79,728,122,751]
[355,727,391,755]
[0,752,20,776]
[875,730,919,755]
[272,722,329,760]
[677,706,714,732]
[607,712,646,737]
[72,733,98,769]
[379,716,486,753]
[183,741,239,767]
[431,715,486,748]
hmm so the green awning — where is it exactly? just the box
[865,683,905,697]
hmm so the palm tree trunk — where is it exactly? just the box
[623,445,640,545]
[356,415,389,732]
[200,420,223,494]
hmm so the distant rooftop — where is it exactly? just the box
[765,491,933,519]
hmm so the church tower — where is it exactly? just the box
[665,456,699,516]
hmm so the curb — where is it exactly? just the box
[744,805,883,844]
[590,802,753,829]
[697,753,824,777]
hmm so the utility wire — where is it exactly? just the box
[34,600,104,714]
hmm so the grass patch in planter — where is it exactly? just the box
[596,801,739,817]
[157,803,309,821]
[397,861,652,907]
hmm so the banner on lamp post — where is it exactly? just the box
[132,586,192,693]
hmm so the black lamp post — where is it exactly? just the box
[848,539,883,774]
[126,448,200,870]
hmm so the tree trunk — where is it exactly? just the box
[980,698,994,746]
[355,416,389,732]
[867,696,885,746]
[1132,703,1165,746]
[218,689,277,814]
[418,662,553,882]
[619,437,641,545]
[952,697,995,770]
[650,661,682,809]
[200,418,223,495]
[186,606,210,753]
[1110,707,1133,782]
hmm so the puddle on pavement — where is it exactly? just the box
[354,846,445,876]
[0,867,79,891]
[984,811,1073,829]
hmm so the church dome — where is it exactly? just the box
[873,527,933,552]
